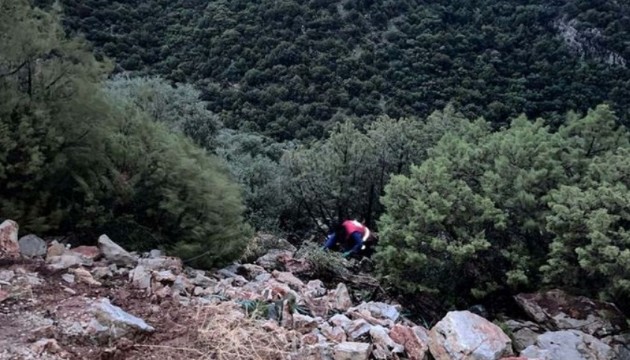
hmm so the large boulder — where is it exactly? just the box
[390,324,430,360]
[333,342,372,360]
[514,289,627,337]
[429,311,513,360]
[18,234,47,258]
[0,220,19,258]
[98,235,137,267]
[521,330,614,360]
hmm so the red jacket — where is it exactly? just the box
[342,220,367,239]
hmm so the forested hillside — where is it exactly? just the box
[36,0,630,139]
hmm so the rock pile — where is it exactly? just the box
[1,219,629,360]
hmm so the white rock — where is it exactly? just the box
[98,235,137,267]
[521,330,614,360]
[333,342,372,360]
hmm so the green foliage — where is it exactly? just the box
[284,107,466,229]
[377,105,630,307]
[215,129,293,230]
[35,0,630,139]
[0,0,251,269]
[104,75,221,149]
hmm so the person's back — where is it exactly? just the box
[324,219,371,258]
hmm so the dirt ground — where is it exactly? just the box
[0,259,208,360]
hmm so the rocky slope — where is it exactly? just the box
[0,219,628,360]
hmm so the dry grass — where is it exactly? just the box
[194,302,301,360]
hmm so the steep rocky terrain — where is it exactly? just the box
[1,219,628,360]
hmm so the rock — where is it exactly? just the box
[602,333,630,360]
[272,270,305,289]
[190,272,216,288]
[370,325,405,359]
[154,285,172,299]
[256,249,294,270]
[293,313,320,334]
[238,264,268,280]
[0,269,15,283]
[91,298,154,339]
[290,343,334,360]
[305,280,327,298]
[47,253,93,270]
[70,246,101,261]
[61,273,75,284]
[280,299,293,328]
[91,266,113,279]
[173,275,194,295]
[71,267,102,286]
[333,342,372,360]
[149,249,162,258]
[31,338,63,355]
[350,302,400,322]
[137,257,182,272]
[429,310,513,360]
[514,289,627,337]
[330,314,353,329]
[281,255,314,275]
[0,220,19,258]
[98,234,137,267]
[0,289,9,303]
[18,234,47,257]
[332,283,353,311]
[321,323,347,343]
[346,319,372,340]
[301,332,320,346]
[504,320,544,352]
[390,324,430,360]
[130,265,151,290]
[46,241,66,260]
[521,330,613,360]
[153,270,176,283]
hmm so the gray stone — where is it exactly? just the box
[149,249,162,258]
[521,330,614,360]
[255,249,294,270]
[330,314,353,329]
[61,273,75,284]
[91,266,113,279]
[333,342,372,360]
[305,280,327,298]
[136,257,183,273]
[290,343,333,360]
[130,265,151,290]
[429,310,513,360]
[515,289,627,337]
[350,302,400,321]
[346,319,372,340]
[0,219,19,258]
[18,234,47,257]
[98,235,137,267]
[504,319,543,352]
[47,253,93,270]
[0,270,15,283]
[91,298,154,338]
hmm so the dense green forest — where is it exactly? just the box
[36,0,630,139]
[3,0,629,313]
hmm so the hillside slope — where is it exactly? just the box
[38,0,630,139]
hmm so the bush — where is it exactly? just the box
[377,105,630,307]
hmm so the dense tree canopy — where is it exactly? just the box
[35,0,630,140]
